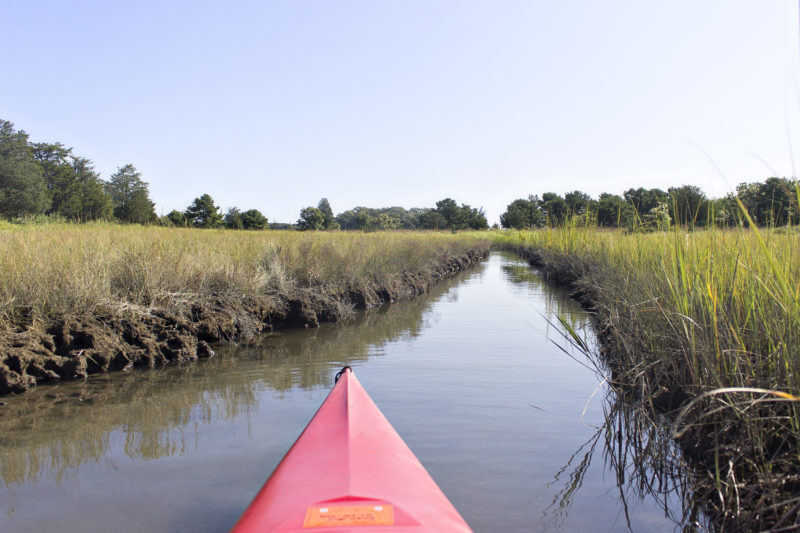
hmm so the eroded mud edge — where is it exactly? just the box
[0,248,489,396]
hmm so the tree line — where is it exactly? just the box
[0,119,269,228]
[500,181,800,230]
[4,119,798,231]
[163,194,268,230]
[297,198,489,231]
[1,119,487,231]
[0,119,158,223]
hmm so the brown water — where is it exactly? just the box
[0,252,699,532]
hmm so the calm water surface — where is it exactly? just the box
[0,253,694,532]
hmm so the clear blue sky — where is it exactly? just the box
[2,1,799,224]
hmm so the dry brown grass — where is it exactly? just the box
[0,222,489,330]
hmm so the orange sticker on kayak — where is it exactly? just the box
[303,505,394,528]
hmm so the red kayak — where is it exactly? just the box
[231,367,473,532]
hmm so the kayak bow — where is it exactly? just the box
[231,367,473,532]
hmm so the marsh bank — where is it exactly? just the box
[0,228,489,395]
[0,252,694,532]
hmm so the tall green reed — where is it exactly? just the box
[490,222,800,526]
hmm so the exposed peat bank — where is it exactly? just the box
[0,225,488,395]
[492,227,800,531]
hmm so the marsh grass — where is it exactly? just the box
[0,222,488,331]
[491,225,800,528]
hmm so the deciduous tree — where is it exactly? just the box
[435,198,461,228]
[164,210,187,226]
[623,187,668,224]
[539,192,567,226]
[735,177,799,227]
[418,209,448,230]
[241,209,267,230]
[500,196,544,229]
[297,206,326,230]
[564,190,596,219]
[668,185,708,228]
[596,193,627,227]
[224,207,244,229]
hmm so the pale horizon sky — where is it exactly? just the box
[3,1,799,224]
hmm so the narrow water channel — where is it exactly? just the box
[0,252,696,532]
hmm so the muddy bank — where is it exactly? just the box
[0,247,488,396]
[506,243,799,530]
[0,268,477,486]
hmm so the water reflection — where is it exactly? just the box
[0,265,477,487]
[0,367,260,485]
[540,389,709,531]
[498,255,707,530]
[0,253,703,532]
[222,292,448,392]
[500,260,600,359]
[601,399,707,531]
[521,263,710,531]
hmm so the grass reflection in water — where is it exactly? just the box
[501,256,706,530]
[0,264,472,487]
[540,391,709,531]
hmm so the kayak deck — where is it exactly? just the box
[231,367,473,532]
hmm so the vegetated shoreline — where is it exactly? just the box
[493,228,800,531]
[0,226,489,396]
